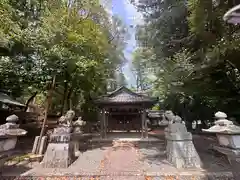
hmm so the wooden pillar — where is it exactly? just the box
[104,110,107,138]
[106,112,108,133]
[141,109,147,138]
[141,109,144,138]
[102,108,106,139]
[144,109,148,138]
[100,109,104,139]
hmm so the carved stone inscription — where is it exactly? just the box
[50,134,72,143]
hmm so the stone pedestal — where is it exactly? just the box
[166,132,202,168]
[41,133,75,168]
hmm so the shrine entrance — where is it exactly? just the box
[108,108,141,132]
[94,86,158,139]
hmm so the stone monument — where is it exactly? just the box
[41,110,76,168]
[165,114,202,168]
[203,111,240,179]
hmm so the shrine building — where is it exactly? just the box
[94,86,158,139]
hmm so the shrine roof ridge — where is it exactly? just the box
[94,86,158,105]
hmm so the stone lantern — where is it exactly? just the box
[202,111,240,179]
[0,114,27,152]
[203,112,240,148]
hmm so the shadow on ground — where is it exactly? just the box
[1,164,32,176]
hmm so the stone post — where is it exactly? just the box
[202,111,240,179]
[32,136,47,155]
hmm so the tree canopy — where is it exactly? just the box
[132,0,240,122]
[0,0,128,119]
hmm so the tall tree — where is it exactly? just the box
[133,0,240,122]
[0,0,128,121]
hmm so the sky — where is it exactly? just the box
[111,0,143,87]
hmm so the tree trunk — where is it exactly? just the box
[60,80,68,115]
[67,86,73,110]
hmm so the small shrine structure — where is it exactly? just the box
[94,86,158,138]
[147,110,164,126]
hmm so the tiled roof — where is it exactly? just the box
[95,86,158,105]
[0,92,25,107]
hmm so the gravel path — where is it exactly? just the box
[99,141,143,174]
[1,135,234,179]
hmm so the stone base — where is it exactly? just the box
[0,138,17,152]
[41,142,75,168]
[166,133,202,168]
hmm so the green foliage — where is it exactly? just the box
[0,0,128,120]
[133,0,240,121]
[152,104,160,111]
